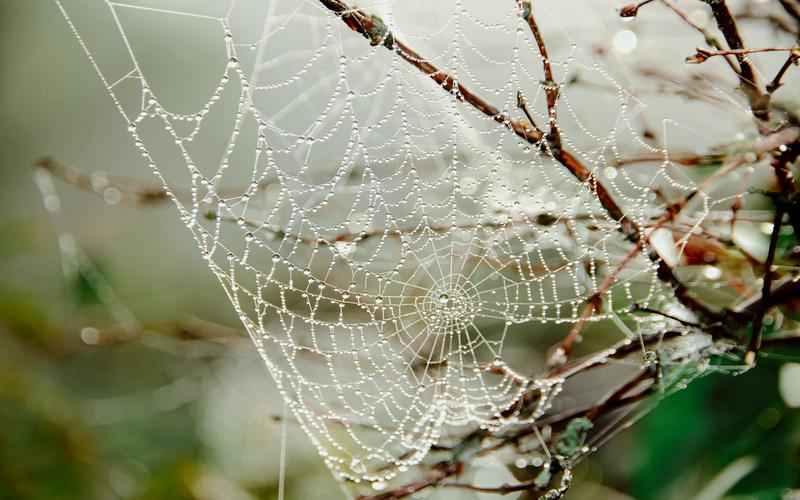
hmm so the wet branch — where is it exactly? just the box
[518,0,561,150]
[745,204,786,365]
[687,46,800,65]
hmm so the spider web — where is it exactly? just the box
[51,0,753,486]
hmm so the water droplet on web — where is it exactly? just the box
[350,458,366,475]
[603,166,618,179]
[612,29,637,54]
[702,265,722,280]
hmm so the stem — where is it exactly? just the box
[687,46,799,64]
[620,0,656,18]
[767,51,800,94]
[550,243,641,366]
[701,0,770,120]
[314,0,645,240]
[518,0,561,150]
[745,204,785,365]
[660,0,741,75]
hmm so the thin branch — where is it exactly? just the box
[687,46,800,64]
[356,462,462,500]
[442,477,545,495]
[778,0,800,29]
[517,90,545,139]
[315,0,642,240]
[549,243,641,366]
[518,0,561,150]
[34,157,271,206]
[736,10,799,36]
[766,51,800,94]
[745,204,785,365]
[632,305,704,329]
[701,0,770,120]
[660,0,742,75]
[318,0,542,143]
[620,0,656,18]
[584,366,655,421]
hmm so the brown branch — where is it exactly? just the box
[778,0,800,29]
[548,243,641,366]
[615,127,799,169]
[35,157,170,205]
[766,51,800,94]
[34,157,271,206]
[517,90,545,138]
[701,0,771,120]
[518,0,561,150]
[584,366,655,421]
[442,478,546,495]
[356,462,462,500]
[737,10,799,36]
[620,0,656,18]
[687,46,800,64]
[735,274,800,318]
[315,0,644,242]
[660,0,742,75]
[36,156,632,251]
[318,0,542,142]
[632,305,704,329]
[745,204,786,365]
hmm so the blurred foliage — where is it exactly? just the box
[631,362,800,500]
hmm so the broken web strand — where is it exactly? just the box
[50,0,747,487]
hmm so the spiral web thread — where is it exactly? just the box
[52,0,750,485]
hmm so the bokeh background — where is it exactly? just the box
[1,1,799,499]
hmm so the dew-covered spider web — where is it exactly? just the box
[52,0,759,486]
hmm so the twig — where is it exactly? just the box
[660,0,742,75]
[766,51,800,94]
[442,478,545,495]
[620,0,656,18]
[632,305,704,329]
[517,91,545,139]
[34,157,271,206]
[518,0,561,150]
[356,462,462,500]
[687,46,800,64]
[315,0,641,240]
[745,204,785,365]
[701,0,770,120]
[549,243,641,366]
[584,366,655,421]
[737,10,799,36]
[778,0,800,29]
